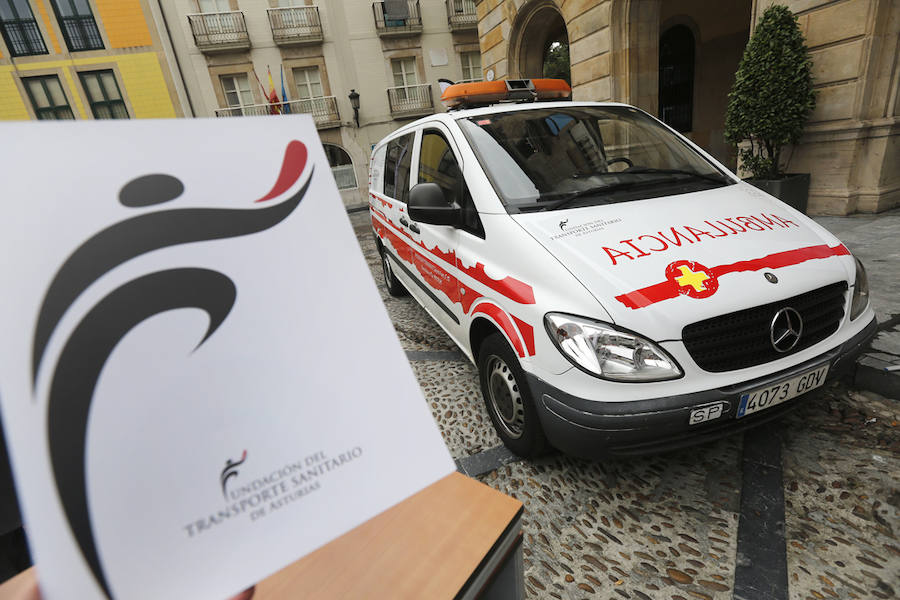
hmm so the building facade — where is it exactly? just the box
[475,0,899,215]
[0,0,185,121]
[158,0,482,207]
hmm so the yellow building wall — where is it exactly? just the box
[115,54,177,118]
[93,0,153,49]
[33,0,62,54]
[0,53,176,120]
[0,72,29,120]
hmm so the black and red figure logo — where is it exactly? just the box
[32,141,312,599]
[221,450,248,500]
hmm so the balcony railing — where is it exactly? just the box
[372,1,422,37]
[59,15,103,51]
[387,84,433,118]
[215,96,340,129]
[188,11,250,52]
[0,18,48,56]
[267,6,323,46]
[445,0,477,31]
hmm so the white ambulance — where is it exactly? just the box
[368,79,876,458]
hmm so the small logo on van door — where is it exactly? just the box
[559,219,569,231]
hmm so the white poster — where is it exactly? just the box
[0,116,455,599]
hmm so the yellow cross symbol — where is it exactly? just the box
[675,265,710,292]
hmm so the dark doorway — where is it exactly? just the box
[658,24,694,132]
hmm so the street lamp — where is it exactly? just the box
[348,89,360,127]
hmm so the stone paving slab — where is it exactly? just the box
[479,442,742,600]
[411,359,502,459]
[780,385,900,600]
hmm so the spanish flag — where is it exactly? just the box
[267,66,281,114]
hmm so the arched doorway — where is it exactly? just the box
[509,1,570,84]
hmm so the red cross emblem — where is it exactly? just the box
[665,260,718,299]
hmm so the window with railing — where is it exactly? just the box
[446,0,476,29]
[51,0,103,52]
[215,97,339,125]
[220,73,255,116]
[80,70,128,119]
[1,0,47,56]
[387,84,433,116]
[293,66,323,101]
[372,1,421,35]
[189,8,249,50]
[391,57,417,93]
[288,67,340,125]
[23,75,75,120]
[268,5,322,44]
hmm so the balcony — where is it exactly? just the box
[372,1,422,37]
[58,15,103,51]
[445,0,477,31]
[267,6,323,46]
[215,96,341,129]
[1,18,48,56]
[188,11,250,53]
[387,84,433,119]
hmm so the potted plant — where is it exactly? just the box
[725,4,816,213]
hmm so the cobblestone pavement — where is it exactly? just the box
[349,211,899,600]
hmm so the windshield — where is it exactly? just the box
[457,106,733,212]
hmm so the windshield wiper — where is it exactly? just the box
[615,167,732,185]
[514,169,733,213]
[543,177,688,211]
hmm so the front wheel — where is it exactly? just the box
[478,333,548,458]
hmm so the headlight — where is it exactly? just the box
[544,313,682,382]
[850,256,869,320]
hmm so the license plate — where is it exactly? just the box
[737,364,829,418]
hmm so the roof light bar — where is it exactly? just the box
[441,78,572,109]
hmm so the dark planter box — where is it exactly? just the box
[746,173,810,214]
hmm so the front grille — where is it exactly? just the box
[683,281,847,372]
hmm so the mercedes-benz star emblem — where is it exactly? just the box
[764,272,778,284]
[770,307,803,353]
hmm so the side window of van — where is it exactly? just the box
[383,133,414,203]
[418,130,484,238]
[370,145,386,194]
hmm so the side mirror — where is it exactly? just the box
[408,182,460,226]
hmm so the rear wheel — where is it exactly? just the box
[478,333,548,458]
[380,246,407,297]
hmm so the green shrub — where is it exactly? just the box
[724,4,815,180]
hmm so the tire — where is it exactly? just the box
[380,246,407,297]
[477,333,548,458]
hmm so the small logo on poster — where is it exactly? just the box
[183,447,364,539]
[221,450,248,499]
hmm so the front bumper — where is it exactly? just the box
[528,316,878,458]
